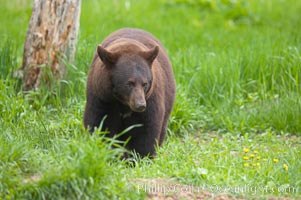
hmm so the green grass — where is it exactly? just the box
[0,0,300,199]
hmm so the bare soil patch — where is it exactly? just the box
[132,178,297,200]
[133,178,245,200]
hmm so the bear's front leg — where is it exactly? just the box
[83,97,107,133]
[125,108,165,157]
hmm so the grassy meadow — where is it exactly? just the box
[0,0,300,199]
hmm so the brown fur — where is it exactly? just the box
[83,28,176,157]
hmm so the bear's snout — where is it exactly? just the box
[133,100,146,112]
[129,88,146,112]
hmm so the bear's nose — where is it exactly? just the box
[135,101,146,112]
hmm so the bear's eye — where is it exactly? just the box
[142,82,148,90]
[127,81,135,88]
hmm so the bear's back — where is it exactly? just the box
[101,28,167,55]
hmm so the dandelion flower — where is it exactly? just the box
[256,156,261,160]
[256,164,261,169]
[273,158,279,163]
[244,163,249,167]
[243,156,249,160]
[250,154,255,159]
[243,148,250,153]
[283,164,288,171]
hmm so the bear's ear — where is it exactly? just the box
[97,45,119,66]
[140,46,159,66]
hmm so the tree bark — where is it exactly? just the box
[17,0,81,91]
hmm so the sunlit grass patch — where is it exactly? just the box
[129,131,300,198]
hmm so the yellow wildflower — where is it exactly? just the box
[243,156,249,160]
[243,163,249,167]
[283,164,288,171]
[273,158,279,163]
[250,154,255,159]
[243,148,250,153]
[256,156,261,160]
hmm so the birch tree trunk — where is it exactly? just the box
[17,0,81,91]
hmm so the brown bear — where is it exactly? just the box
[83,28,176,157]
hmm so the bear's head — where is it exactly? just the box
[97,45,159,112]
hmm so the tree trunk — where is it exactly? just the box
[17,0,81,91]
